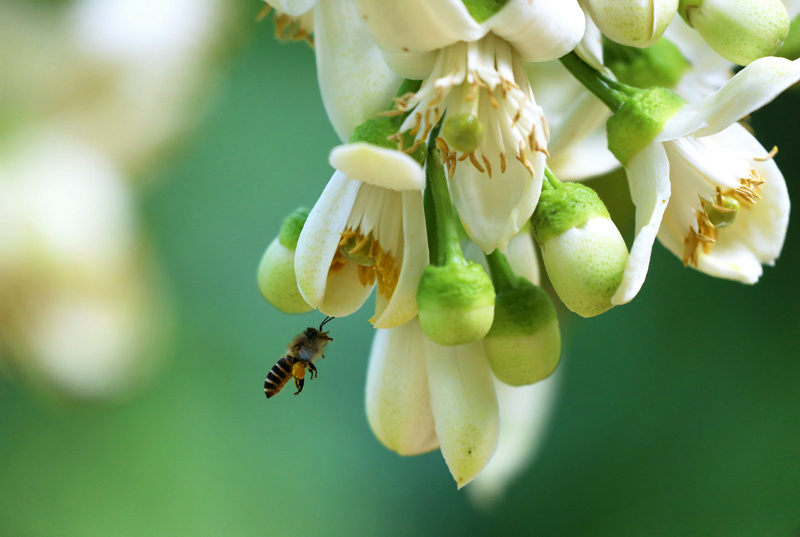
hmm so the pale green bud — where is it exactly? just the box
[678,0,790,65]
[416,261,495,346]
[483,280,561,386]
[257,208,312,314]
[606,87,686,166]
[532,184,628,318]
[603,38,690,90]
[443,114,485,153]
[583,0,678,47]
[349,115,426,165]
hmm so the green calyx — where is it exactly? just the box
[531,181,610,245]
[603,37,690,90]
[606,87,686,166]
[462,0,509,22]
[349,117,426,166]
[487,279,557,338]
[278,207,310,249]
[416,261,495,346]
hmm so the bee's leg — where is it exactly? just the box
[291,362,306,396]
[293,377,304,395]
[307,362,317,380]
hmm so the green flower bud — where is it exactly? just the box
[532,183,628,318]
[606,87,686,166]
[257,207,313,314]
[678,0,790,66]
[706,196,739,228]
[416,261,495,346]
[603,38,690,90]
[583,0,678,47]
[443,113,485,153]
[483,279,561,386]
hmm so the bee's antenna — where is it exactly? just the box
[319,316,335,330]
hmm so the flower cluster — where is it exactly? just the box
[257,0,800,496]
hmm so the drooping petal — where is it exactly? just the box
[468,375,559,508]
[294,171,361,307]
[379,49,439,80]
[265,0,317,16]
[372,191,429,328]
[318,260,375,316]
[451,155,544,254]
[329,142,425,191]
[656,56,800,141]
[365,318,438,455]
[426,339,499,489]
[485,0,585,62]
[314,0,402,142]
[356,0,486,54]
[611,142,671,304]
[657,123,789,283]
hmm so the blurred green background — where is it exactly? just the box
[2,7,800,537]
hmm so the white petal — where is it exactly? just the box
[356,0,486,53]
[294,172,361,307]
[266,0,317,16]
[426,339,499,489]
[611,142,671,304]
[314,0,402,142]
[365,319,439,455]
[468,375,559,509]
[657,57,800,141]
[373,191,429,328]
[485,0,585,62]
[319,260,375,316]
[379,48,439,80]
[452,156,544,254]
[329,142,425,191]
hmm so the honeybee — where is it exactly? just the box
[264,316,334,398]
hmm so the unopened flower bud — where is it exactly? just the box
[583,0,678,47]
[416,261,495,346]
[678,0,790,65]
[532,183,628,317]
[257,207,313,314]
[483,279,561,386]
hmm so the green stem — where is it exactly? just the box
[485,250,517,291]
[560,52,634,113]
[425,125,465,267]
[544,167,562,190]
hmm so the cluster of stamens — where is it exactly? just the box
[383,35,547,179]
[682,169,765,266]
[258,6,313,46]
[330,229,400,299]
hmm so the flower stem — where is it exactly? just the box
[559,52,634,113]
[425,124,465,267]
[485,250,517,291]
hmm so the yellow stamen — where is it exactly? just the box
[330,229,400,299]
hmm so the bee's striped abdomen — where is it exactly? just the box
[264,356,295,398]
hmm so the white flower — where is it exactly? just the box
[356,0,585,252]
[613,57,800,302]
[294,171,428,328]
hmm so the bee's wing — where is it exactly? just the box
[297,346,317,363]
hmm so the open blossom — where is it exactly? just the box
[612,57,800,303]
[356,0,585,252]
[294,171,429,329]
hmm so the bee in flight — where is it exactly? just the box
[264,316,334,399]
